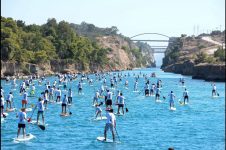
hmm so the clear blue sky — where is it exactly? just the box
[2,0,225,38]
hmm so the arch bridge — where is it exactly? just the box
[130,33,171,53]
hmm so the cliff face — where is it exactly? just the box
[161,32,225,82]
[163,61,225,81]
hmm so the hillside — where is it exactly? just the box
[161,31,225,81]
[1,17,155,77]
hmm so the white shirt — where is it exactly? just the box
[107,91,113,100]
[68,90,72,97]
[62,96,68,104]
[169,93,175,101]
[23,92,28,100]
[95,92,100,98]
[17,112,27,124]
[106,112,116,125]
[56,89,61,96]
[32,86,35,91]
[7,94,13,101]
[118,96,125,104]
[183,91,188,96]
[1,97,4,106]
[37,100,44,111]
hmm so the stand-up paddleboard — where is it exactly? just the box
[56,101,62,105]
[97,137,114,143]
[94,116,107,121]
[6,108,16,112]
[1,112,9,117]
[179,102,188,105]
[13,133,35,142]
[155,100,163,103]
[212,95,219,98]
[29,120,48,127]
[133,91,139,93]
[169,107,176,111]
[60,113,70,117]
[26,108,32,112]
[114,113,124,116]
[150,94,155,97]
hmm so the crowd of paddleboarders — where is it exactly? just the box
[1,71,219,142]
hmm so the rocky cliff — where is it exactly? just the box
[161,31,225,82]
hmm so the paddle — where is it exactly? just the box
[27,105,37,122]
[125,103,128,112]
[68,103,72,115]
[38,124,45,130]
[114,126,121,142]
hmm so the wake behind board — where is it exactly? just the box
[94,116,107,121]
[169,107,176,111]
[13,133,35,142]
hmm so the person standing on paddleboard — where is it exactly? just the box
[95,103,103,119]
[93,90,100,105]
[1,95,5,115]
[37,97,45,125]
[155,87,161,101]
[183,88,189,104]
[211,83,217,97]
[68,89,73,104]
[22,90,28,108]
[16,108,28,138]
[104,108,116,142]
[78,82,83,95]
[62,94,68,114]
[168,91,176,108]
[6,92,13,109]
[55,88,61,102]
[117,93,125,115]
[105,90,113,108]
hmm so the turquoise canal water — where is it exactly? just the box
[1,68,225,150]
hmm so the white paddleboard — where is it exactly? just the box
[13,133,35,142]
[2,112,9,116]
[97,136,114,143]
[212,96,219,98]
[156,100,163,103]
[114,113,124,116]
[133,90,140,93]
[29,121,48,126]
[60,113,70,117]
[94,116,107,121]
[169,107,176,111]
[179,102,188,105]
[6,108,16,112]
[56,101,62,104]
[26,108,32,112]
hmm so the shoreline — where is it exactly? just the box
[161,62,225,82]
